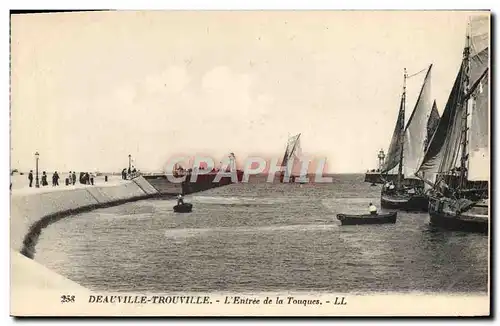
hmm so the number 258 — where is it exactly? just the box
[61,295,75,303]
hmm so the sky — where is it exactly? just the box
[10,10,489,173]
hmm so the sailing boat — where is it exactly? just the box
[368,101,440,186]
[380,64,436,211]
[280,133,303,183]
[416,15,489,233]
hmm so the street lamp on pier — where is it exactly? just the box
[35,152,40,188]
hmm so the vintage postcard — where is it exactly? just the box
[9,10,490,317]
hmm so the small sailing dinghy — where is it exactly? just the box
[279,133,304,183]
[336,212,397,226]
[174,202,193,213]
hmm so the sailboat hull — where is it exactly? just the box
[380,191,429,212]
[279,174,298,183]
[428,198,488,234]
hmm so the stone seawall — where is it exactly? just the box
[10,176,163,257]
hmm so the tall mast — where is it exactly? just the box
[459,20,471,191]
[397,68,407,188]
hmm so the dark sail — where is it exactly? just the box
[424,101,440,152]
[381,96,404,173]
[418,15,489,186]
[425,14,489,233]
[416,66,464,182]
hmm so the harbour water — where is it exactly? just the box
[34,174,488,293]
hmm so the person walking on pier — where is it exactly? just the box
[52,171,60,186]
[41,171,48,187]
[80,172,89,185]
[72,171,76,185]
[28,170,33,187]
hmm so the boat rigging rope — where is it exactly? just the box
[407,67,427,79]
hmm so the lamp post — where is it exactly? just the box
[35,151,40,188]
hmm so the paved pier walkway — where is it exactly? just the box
[10,175,130,197]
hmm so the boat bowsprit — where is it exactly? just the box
[174,202,193,213]
[336,212,397,226]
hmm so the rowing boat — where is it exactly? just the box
[336,212,397,226]
[173,203,193,213]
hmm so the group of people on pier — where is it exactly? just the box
[121,166,139,180]
[27,170,96,187]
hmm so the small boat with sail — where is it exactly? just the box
[279,133,304,183]
[416,15,489,233]
[379,64,439,211]
[336,212,397,226]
